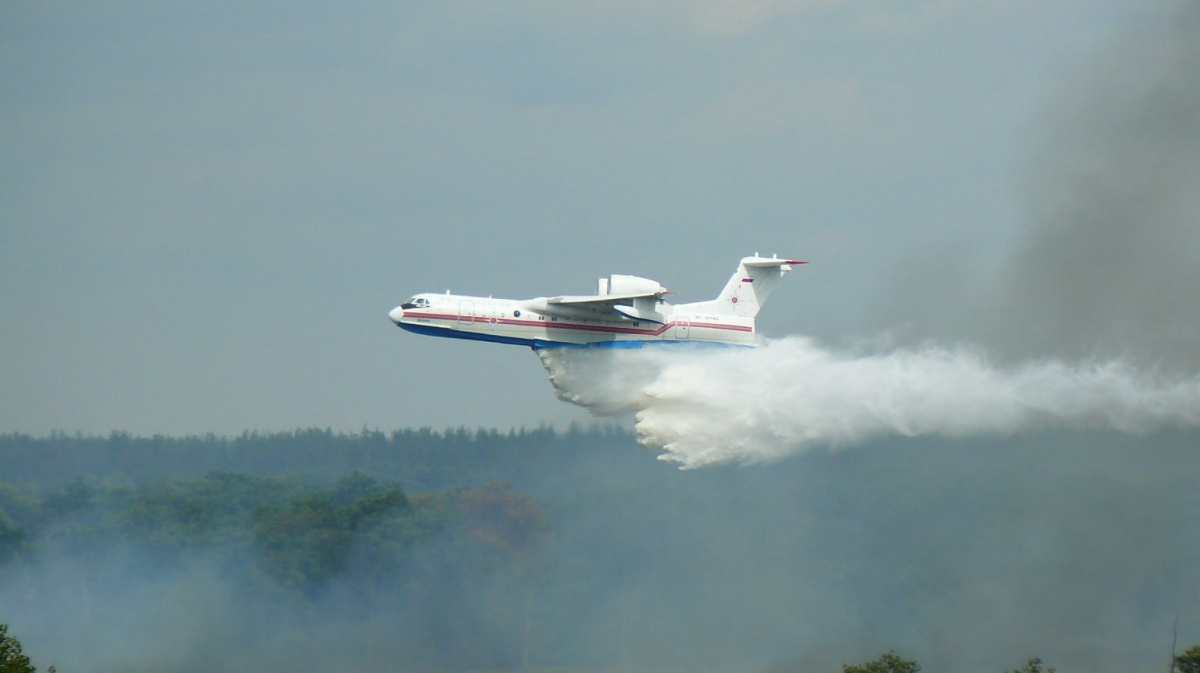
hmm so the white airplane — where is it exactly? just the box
[388,254,805,349]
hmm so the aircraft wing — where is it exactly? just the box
[548,292,658,306]
[543,293,666,324]
[536,273,671,323]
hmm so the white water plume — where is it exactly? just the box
[538,338,1200,468]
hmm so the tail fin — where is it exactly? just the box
[708,255,806,318]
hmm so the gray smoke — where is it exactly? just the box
[882,0,1200,367]
[542,2,1200,467]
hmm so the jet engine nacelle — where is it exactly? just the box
[604,274,666,296]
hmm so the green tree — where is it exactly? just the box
[252,495,353,597]
[41,476,93,517]
[1008,658,1056,673]
[331,471,379,507]
[348,489,409,529]
[843,651,921,673]
[0,623,50,673]
[1177,644,1200,673]
[251,487,410,597]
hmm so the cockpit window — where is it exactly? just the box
[401,297,431,309]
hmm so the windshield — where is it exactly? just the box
[400,297,431,310]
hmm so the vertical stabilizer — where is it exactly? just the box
[707,255,805,318]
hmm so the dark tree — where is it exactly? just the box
[0,518,26,565]
[1008,657,1056,671]
[0,623,47,673]
[461,482,551,668]
[843,651,921,673]
[1008,657,1056,673]
[252,495,353,597]
[1177,644,1200,673]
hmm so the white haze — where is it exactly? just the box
[539,339,1200,468]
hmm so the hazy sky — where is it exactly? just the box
[0,0,1172,435]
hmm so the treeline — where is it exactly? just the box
[0,425,641,494]
[822,650,1199,673]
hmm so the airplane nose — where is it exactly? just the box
[388,306,405,323]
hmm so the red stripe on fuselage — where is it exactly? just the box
[403,312,752,335]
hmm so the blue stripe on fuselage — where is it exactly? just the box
[397,322,541,347]
[395,322,754,350]
[398,322,650,349]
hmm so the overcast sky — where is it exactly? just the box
[0,0,1175,436]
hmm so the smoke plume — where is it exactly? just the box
[879,1,1200,367]
[539,340,1200,467]
[997,0,1200,367]
[544,2,1200,467]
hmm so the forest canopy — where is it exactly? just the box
[1,427,1198,672]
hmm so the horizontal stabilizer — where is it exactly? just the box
[743,258,807,268]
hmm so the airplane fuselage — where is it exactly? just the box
[389,293,756,349]
[389,255,803,350]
